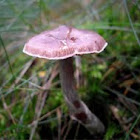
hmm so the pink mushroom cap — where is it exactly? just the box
[23,25,108,60]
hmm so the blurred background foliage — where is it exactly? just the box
[0,0,140,139]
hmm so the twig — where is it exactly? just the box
[57,108,62,140]
[9,58,35,94]
[63,119,72,140]
[110,105,128,131]
[74,122,80,140]
[29,64,59,140]
[118,97,138,116]
[104,86,140,106]
[125,113,140,140]
[1,95,16,124]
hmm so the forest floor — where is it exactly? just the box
[0,0,140,139]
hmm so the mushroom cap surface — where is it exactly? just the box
[23,25,108,60]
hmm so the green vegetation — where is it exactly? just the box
[0,0,140,139]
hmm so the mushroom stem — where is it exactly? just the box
[59,57,105,134]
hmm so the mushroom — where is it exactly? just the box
[23,25,108,134]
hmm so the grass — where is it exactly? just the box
[0,0,140,139]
